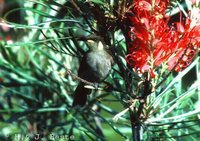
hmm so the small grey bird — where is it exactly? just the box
[72,39,113,107]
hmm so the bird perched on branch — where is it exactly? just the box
[72,36,113,107]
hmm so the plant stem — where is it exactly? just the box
[134,125,141,141]
[130,110,141,141]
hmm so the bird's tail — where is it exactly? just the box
[72,83,91,107]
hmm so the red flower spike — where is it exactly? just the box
[126,0,200,77]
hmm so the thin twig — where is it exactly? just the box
[65,69,94,86]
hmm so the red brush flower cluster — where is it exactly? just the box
[126,0,200,76]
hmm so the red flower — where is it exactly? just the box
[126,49,149,72]
[126,0,200,76]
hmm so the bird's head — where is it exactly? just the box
[87,39,104,51]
